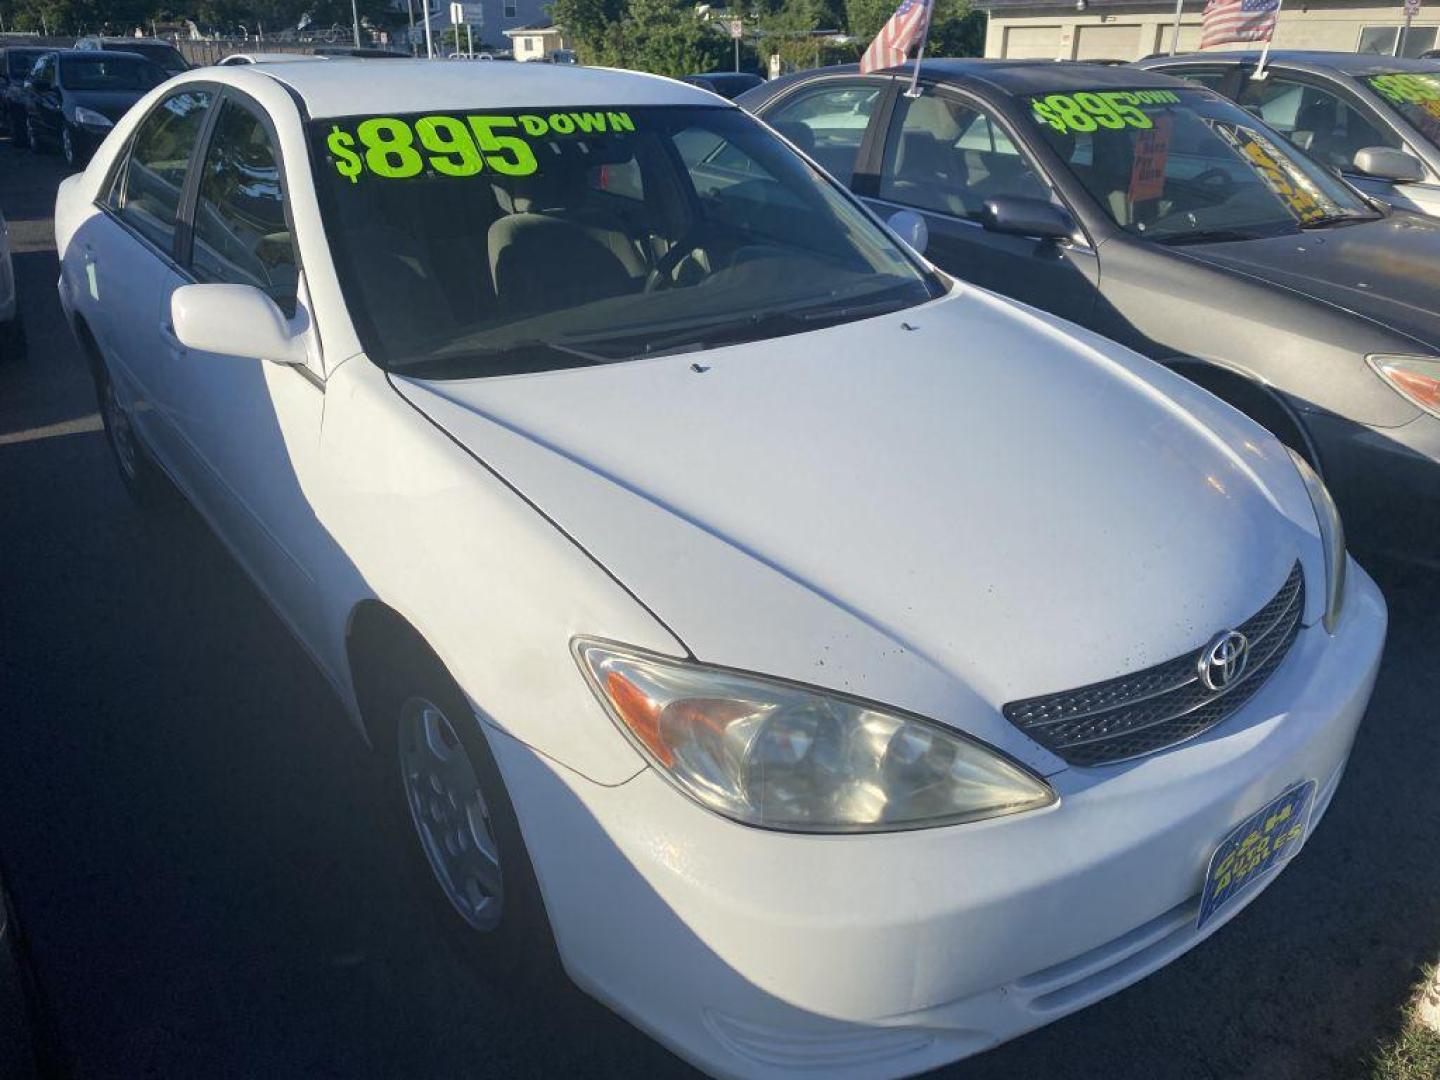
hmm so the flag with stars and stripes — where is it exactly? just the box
[1200,0,1281,49]
[859,0,935,74]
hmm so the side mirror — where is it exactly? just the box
[1352,146,1425,184]
[980,196,1077,241]
[887,209,929,256]
[171,284,308,365]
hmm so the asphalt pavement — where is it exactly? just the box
[1,135,1438,1080]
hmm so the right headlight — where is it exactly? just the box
[72,106,112,129]
[574,639,1057,833]
[1285,448,1346,634]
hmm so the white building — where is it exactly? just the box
[977,0,1438,62]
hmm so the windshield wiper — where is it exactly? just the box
[619,295,918,360]
[1154,228,1274,246]
[400,338,611,379]
[1300,211,1380,229]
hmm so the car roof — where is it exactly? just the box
[251,59,721,118]
[761,59,1191,98]
[46,48,153,61]
[1143,50,1440,77]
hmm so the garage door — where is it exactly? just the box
[1004,25,1063,59]
[1074,23,1141,60]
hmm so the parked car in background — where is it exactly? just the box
[682,71,764,99]
[22,49,166,167]
[75,35,189,77]
[56,59,1386,1079]
[0,46,46,141]
[0,206,23,360]
[741,61,1440,564]
[216,52,321,65]
[1137,52,1440,217]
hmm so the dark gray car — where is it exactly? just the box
[1137,52,1440,217]
[740,61,1440,563]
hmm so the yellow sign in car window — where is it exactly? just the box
[1218,127,1327,224]
[1030,89,1180,134]
[324,110,637,183]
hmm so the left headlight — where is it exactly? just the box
[1285,448,1346,634]
[574,639,1057,833]
[73,107,112,129]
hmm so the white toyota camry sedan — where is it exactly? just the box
[54,60,1386,1078]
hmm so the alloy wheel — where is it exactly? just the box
[101,380,139,482]
[398,697,504,932]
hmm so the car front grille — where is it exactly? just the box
[1003,563,1305,767]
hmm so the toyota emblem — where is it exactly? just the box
[1198,630,1250,692]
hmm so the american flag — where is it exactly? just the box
[1200,0,1281,49]
[859,0,935,74]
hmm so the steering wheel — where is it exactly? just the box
[1190,167,1237,201]
[645,223,719,292]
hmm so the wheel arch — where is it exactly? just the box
[344,598,445,750]
[1163,356,1324,475]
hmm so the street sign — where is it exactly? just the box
[729,18,743,38]
[1405,0,1421,15]
[449,1,463,23]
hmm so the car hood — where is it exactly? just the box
[1173,212,1440,351]
[67,89,146,121]
[395,287,1325,774]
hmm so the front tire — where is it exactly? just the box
[24,118,43,155]
[379,647,559,986]
[61,126,79,168]
[9,109,28,148]
[96,369,171,509]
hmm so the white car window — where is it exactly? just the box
[108,89,214,254]
[191,101,299,315]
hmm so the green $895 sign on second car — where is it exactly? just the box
[325,109,638,182]
[1031,89,1180,134]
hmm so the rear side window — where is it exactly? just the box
[765,83,883,186]
[191,101,299,315]
[109,89,213,254]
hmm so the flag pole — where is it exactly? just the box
[904,0,933,98]
[1253,0,1283,79]
[1168,0,1184,54]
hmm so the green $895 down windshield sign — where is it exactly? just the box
[1031,89,1180,133]
[325,110,637,182]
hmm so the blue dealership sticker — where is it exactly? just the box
[1198,780,1317,930]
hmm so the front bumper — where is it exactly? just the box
[491,563,1387,1080]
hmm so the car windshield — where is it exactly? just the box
[1363,71,1440,147]
[60,55,165,91]
[310,105,941,377]
[106,41,187,74]
[1027,86,1375,243]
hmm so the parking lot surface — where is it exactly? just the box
[1,137,1437,1079]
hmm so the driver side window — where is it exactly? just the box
[1238,76,1398,171]
[879,93,1050,220]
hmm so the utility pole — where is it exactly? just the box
[407,0,417,55]
[351,0,362,47]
